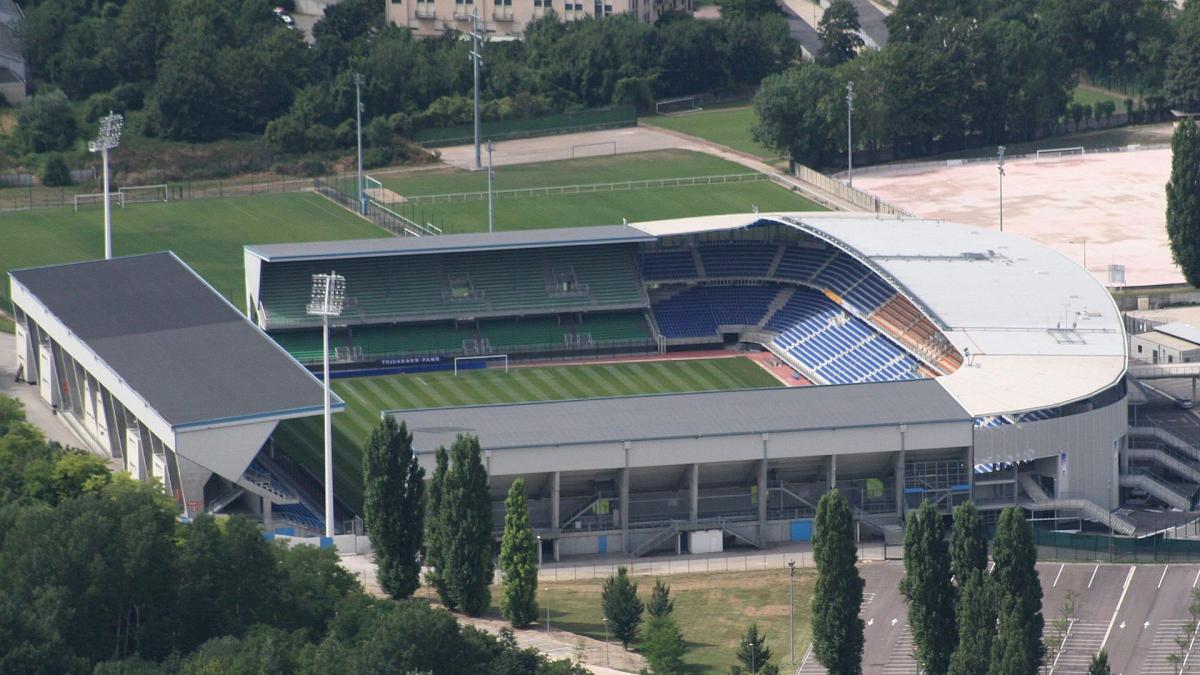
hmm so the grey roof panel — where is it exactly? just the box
[246,225,654,262]
[396,379,970,452]
[10,253,339,427]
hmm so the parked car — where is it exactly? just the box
[1177,397,1194,410]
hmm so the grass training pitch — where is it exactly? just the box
[0,193,389,311]
[275,356,782,510]
[376,150,821,233]
[641,107,778,160]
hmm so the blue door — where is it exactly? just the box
[790,519,813,541]
[598,535,608,554]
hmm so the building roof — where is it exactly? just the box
[1135,330,1200,353]
[397,380,970,452]
[245,225,653,262]
[1155,323,1200,347]
[9,252,342,428]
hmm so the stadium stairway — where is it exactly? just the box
[1125,447,1200,485]
[1130,426,1200,463]
[1119,472,1194,511]
[1018,473,1137,535]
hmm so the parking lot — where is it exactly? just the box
[796,562,1200,675]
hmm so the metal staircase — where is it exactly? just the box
[1119,472,1193,511]
[1125,446,1200,485]
[1018,473,1137,535]
[1130,426,1200,462]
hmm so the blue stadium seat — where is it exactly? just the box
[640,249,698,280]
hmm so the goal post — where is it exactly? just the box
[73,192,125,212]
[654,96,702,116]
[1035,147,1085,162]
[453,354,509,375]
[119,184,169,204]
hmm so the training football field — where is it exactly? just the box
[274,356,782,510]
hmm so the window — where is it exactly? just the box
[1169,354,1176,363]
[604,4,612,13]
[1137,344,1142,353]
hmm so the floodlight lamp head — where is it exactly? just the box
[307,272,346,317]
[89,111,124,152]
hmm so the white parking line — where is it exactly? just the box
[1054,563,1065,587]
[1101,566,1136,652]
[1089,564,1099,589]
[1193,567,1199,589]
[1159,565,1169,589]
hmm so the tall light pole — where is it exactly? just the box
[354,74,366,215]
[997,145,1006,232]
[544,586,551,633]
[748,640,757,674]
[846,81,855,188]
[487,139,495,233]
[88,111,124,260]
[603,617,610,665]
[469,15,485,171]
[788,559,796,667]
[307,272,345,538]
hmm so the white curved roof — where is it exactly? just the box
[631,212,1127,416]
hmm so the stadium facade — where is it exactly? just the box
[8,253,344,531]
[246,213,1133,556]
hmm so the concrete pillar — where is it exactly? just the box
[757,458,768,526]
[176,455,213,519]
[895,450,906,515]
[262,497,273,531]
[827,454,838,490]
[689,463,699,524]
[551,471,561,530]
[620,467,630,552]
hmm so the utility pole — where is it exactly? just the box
[846,81,855,188]
[354,73,366,215]
[788,559,796,667]
[997,145,1006,232]
[88,112,123,260]
[469,15,484,171]
[487,139,495,232]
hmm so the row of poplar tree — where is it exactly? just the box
[361,416,542,626]
[810,491,1114,675]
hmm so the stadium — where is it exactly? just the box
[235,211,1129,557]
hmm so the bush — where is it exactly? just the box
[111,83,146,112]
[84,93,124,123]
[614,77,655,111]
[41,155,72,187]
[15,89,78,153]
[363,146,394,169]
[365,116,392,148]
[265,115,308,153]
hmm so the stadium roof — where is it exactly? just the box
[245,225,653,262]
[9,252,343,428]
[398,380,969,452]
[1155,323,1200,347]
[632,212,1127,415]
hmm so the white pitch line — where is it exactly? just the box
[1159,565,1169,589]
[1193,567,1200,589]
[1089,564,1100,589]
[1054,563,1065,588]
[1101,566,1136,653]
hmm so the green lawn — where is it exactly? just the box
[641,107,778,160]
[1072,84,1126,109]
[534,568,816,674]
[274,357,781,510]
[0,193,390,309]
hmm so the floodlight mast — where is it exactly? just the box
[88,111,124,260]
[307,272,346,539]
[997,145,1006,232]
[469,15,485,171]
[355,74,366,215]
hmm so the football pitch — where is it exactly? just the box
[274,356,782,510]
[0,192,389,312]
[376,150,821,233]
[641,107,778,160]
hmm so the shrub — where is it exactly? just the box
[41,155,72,187]
[265,115,308,153]
[84,93,123,123]
[15,89,78,153]
[364,146,394,169]
[365,116,392,148]
[111,83,146,112]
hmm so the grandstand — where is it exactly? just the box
[244,212,1135,553]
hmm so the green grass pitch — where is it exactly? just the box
[0,193,390,312]
[641,108,778,160]
[274,357,783,511]
[377,150,821,233]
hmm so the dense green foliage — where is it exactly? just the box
[362,417,425,599]
[425,445,453,605]
[602,566,644,649]
[440,434,495,615]
[641,614,687,674]
[13,89,78,152]
[1166,0,1200,112]
[817,0,863,67]
[1089,649,1112,675]
[1168,119,1200,286]
[811,489,864,674]
[950,501,987,589]
[733,622,775,674]
[901,501,956,675]
[0,396,587,674]
[947,569,995,675]
[500,478,539,627]
[648,578,675,618]
[988,507,1044,675]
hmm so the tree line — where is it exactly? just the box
[0,395,588,675]
[752,0,1195,169]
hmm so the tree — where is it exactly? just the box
[425,445,453,607]
[499,478,538,627]
[601,566,644,649]
[818,0,865,67]
[150,25,226,141]
[362,416,425,599]
[1168,119,1200,286]
[716,0,780,22]
[1166,0,1200,113]
[734,622,774,674]
[988,507,1043,675]
[1070,102,1086,131]
[648,578,674,618]
[14,89,77,153]
[900,500,956,675]
[40,155,72,187]
[751,63,844,168]
[642,614,687,674]
[811,489,864,675]
[442,434,494,615]
[947,569,994,675]
[1088,650,1111,675]
[950,501,987,584]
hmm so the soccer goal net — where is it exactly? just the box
[655,96,702,116]
[1035,147,1085,162]
[119,184,170,204]
[453,354,509,375]
[73,192,125,212]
